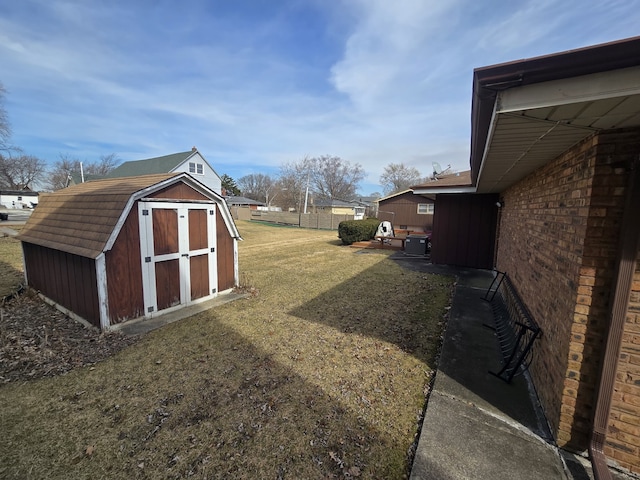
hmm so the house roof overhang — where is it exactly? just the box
[471,36,640,193]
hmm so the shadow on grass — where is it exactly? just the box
[288,258,452,367]
[0,315,402,480]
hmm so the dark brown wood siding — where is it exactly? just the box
[378,192,434,230]
[216,209,235,291]
[190,254,209,300]
[22,242,100,327]
[156,259,181,310]
[189,209,208,249]
[149,183,210,201]
[105,205,144,324]
[431,193,499,269]
[152,208,179,255]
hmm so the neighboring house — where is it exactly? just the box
[378,172,473,233]
[225,195,265,210]
[376,190,434,232]
[354,195,379,218]
[309,198,365,220]
[225,195,266,221]
[106,148,222,195]
[0,189,39,208]
[17,173,241,331]
[416,36,640,477]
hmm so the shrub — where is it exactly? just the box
[338,218,380,245]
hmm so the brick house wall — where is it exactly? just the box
[606,246,640,474]
[495,128,640,465]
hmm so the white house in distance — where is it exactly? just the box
[106,147,222,195]
[0,189,39,209]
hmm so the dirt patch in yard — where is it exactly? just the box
[0,291,140,384]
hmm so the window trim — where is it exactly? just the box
[417,203,434,215]
[189,162,204,175]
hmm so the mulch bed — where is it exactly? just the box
[0,291,140,384]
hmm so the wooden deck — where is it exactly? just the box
[350,237,405,251]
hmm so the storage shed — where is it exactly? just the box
[17,173,241,331]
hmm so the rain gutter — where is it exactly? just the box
[470,36,640,184]
[589,157,640,480]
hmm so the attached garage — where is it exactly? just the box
[17,173,241,330]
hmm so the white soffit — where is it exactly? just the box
[476,66,640,193]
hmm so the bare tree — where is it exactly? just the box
[47,153,121,190]
[307,155,364,201]
[85,153,120,176]
[238,173,276,202]
[0,153,47,189]
[379,163,422,195]
[278,158,311,211]
[0,83,10,151]
[46,154,80,191]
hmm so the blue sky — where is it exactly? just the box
[1,1,639,195]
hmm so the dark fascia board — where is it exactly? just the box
[470,35,640,184]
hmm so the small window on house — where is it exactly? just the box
[417,203,434,214]
[188,162,204,175]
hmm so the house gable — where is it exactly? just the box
[107,149,223,195]
[169,151,222,195]
[377,191,434,231]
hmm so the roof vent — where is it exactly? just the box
[192,146,197,152]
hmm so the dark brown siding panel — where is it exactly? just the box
[156,259,180,310]
[106,207,144,324]
[189,209,208,250]
[149,183,210,201]
[216,209,235,291]
[22,242,100,327]
[378,192,434,230]
[431,193,498,269]
[190,254,209,300]
[153,208,179,255]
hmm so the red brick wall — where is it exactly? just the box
[496,128,640,457]
[606,243,640,474]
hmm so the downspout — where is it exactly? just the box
[589,158,640,480]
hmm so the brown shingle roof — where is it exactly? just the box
[18,173,179,258]
[412,170,472,189]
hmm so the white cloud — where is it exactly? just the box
[2,0,640,194]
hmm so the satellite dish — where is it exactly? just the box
[432,162,442,175]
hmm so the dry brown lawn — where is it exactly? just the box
[0,220,453,479]
[0,225,23,298]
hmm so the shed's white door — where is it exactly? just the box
[138,201,218,316]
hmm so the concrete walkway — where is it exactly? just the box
[386,256,629,480]
[114,292,248,336]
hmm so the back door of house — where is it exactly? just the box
[138,201,218,316]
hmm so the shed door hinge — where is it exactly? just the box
[142,209,149,216]
[145,257,151,263]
